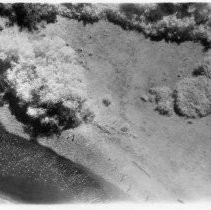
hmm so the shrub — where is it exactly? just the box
[60,3,103,25]
[174,76,211,118]
[79,107,95,123]
[149,86,174,116]
[120,126,128,133]
[149,86,173,102]
[193,54,211,79]
[119,3,146,20]
[0,30,92,137]
[102,98,111,107]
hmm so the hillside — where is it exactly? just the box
[0,3,211,203]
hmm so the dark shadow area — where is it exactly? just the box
[192,65,206,77]
[0,55,81,138]
[0,3,58,31]
[172,90,187,118]
[0,122,130,203]
[3,91,81,138]
[120,3,178,23]
[119,3,145,20]
[0,60,10,94]
[0,176,68,204]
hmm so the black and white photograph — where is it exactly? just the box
[0,0,210,207]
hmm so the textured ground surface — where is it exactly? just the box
[0,17,211,203]
[0,122,129,204]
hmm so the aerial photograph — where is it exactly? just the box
[0,1,210,205]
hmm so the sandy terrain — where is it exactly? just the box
[0,17,211,203]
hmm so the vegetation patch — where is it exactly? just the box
[0,27,93,137]
[102,98,111,107]
[193,53,211,79]
[0,3,58,30]
[149,86,174,116]
[0,3,210,47]
[59,3,103,25]
[60,3,211,49]
[148,73,211,119]
[174,76,211,118]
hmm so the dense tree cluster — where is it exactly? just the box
[0,27,93,137]
[0,3,58,30]
[60,3,211,48]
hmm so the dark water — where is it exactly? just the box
[0,123,129,204]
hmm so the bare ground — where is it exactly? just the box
[1,17,211,203]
